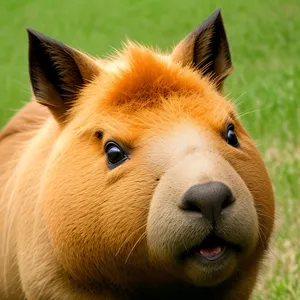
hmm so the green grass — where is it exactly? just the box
[0,0,299,298]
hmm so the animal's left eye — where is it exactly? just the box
[105,141,128,168]
[226,124,240,148]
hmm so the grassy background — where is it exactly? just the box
[0,0,299,298]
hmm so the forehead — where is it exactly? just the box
[89,99,233,155]
[73,43,235,139]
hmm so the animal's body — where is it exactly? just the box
[0,9,275,300]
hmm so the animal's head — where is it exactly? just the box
[28,9,275,292]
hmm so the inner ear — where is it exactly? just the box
[27,28,100,122]
[171,8,233,92]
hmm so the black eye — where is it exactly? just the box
[105,141,128,168]
[226,124,240,148]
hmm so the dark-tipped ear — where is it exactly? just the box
[27,28,100,122]
[171,8,233,92]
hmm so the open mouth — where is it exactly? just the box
[181,233,240,262]
[197,234,227,261]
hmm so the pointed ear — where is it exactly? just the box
[27,28,100,122]
[171,8,233,92]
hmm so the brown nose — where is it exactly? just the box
[178,182,235,226]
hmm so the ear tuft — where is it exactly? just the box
[27,28,100,122]
[171,8,233,92]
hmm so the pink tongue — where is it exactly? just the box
[200,246,222,257]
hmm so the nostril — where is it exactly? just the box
[221,194,235,210]
[180,201,202,213]
[178,185,204,213]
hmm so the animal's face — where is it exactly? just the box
[28,9,274,290]
[147,121,259,286]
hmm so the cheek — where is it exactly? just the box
[42,141,156,281]
[221,139,275,248]
[42,142,106,275]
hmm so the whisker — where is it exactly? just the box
[256,209,275,221]
[125,232,146,264]
[115,223,147,257]
[232,91,247,107]
[238,108,261,119]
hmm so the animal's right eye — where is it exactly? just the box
[105,141,128,168]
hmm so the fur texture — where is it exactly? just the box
[0,9,274,300]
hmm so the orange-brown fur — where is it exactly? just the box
[0,10,274,300]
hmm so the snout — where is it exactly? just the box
[178,181,240,263]
[146,151,259,285]
[177,182,238,263]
